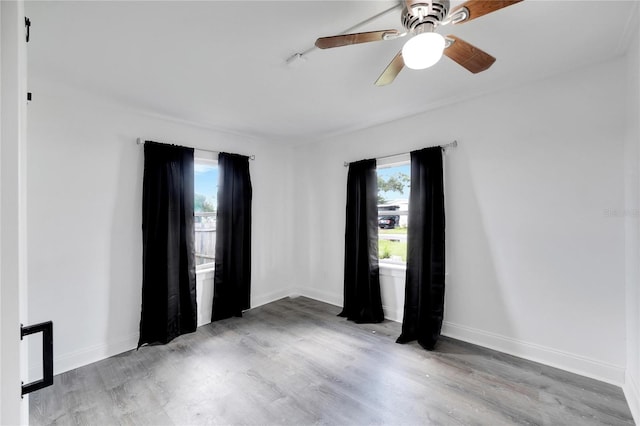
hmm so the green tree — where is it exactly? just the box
[194,193,215,212]
[377,173,410,204]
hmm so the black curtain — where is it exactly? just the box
[139,141,197,347]
[340,159,384,323]
[396,147,446,350]
[211,153,252,321]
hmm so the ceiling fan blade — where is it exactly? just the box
[443,35,496,74]
[315,30,399,49]
[450,0,523,23]
[375,51,404,86]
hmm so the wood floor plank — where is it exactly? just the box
[30,297,634,425]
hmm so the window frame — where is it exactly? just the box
[194,150,218,272]
[377,155,410,266]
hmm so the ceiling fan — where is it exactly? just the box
[315,0,523,86]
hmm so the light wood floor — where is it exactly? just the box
[30,297,634,425]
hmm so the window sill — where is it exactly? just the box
[196,267,215,279]
[379,261,406,278]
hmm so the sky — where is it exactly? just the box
[195,163,410,207]
[194,163,218,207]
[378,164,410,202]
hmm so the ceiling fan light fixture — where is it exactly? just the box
[402,32,445,70]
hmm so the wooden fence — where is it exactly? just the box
[195,212,216,266]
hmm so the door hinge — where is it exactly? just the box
[25,17,31,43]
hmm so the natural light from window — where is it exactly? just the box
[194,153,218,270]
[378,160,410,265]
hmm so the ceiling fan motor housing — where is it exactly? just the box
[402,0,450,32]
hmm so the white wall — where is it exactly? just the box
[293,57,628,385]
[624,7,640,423]
[26,81,296,375]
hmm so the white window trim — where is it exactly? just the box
[196,267,215,278]
[377,153,410,169]
[379,262,406,277]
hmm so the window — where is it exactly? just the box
[377,157,410,264]
[194,151,218,270]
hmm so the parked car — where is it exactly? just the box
[378,215,399,229]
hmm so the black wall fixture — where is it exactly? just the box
[24,17,31,42]
[21,321,53,396]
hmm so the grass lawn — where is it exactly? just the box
[379,226,408,235]
[379,239,407,262]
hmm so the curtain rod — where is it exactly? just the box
[343,140,458,167]
[136,138,255,161]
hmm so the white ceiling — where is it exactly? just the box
[26,0,638,143]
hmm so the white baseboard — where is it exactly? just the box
[624,371,640,424]
[296,286,342,307]
[42,289,627,394]
[294,291,625,386]
[251,288,294,309]
[42,289,293,378]
[442,321,625,386]
[40,333,139,378]
[295,287,403,322]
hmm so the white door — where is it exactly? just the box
[1,0,29,423]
